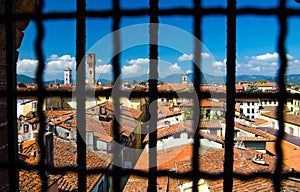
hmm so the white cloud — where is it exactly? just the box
[212,61,224,67]
[249,66,261,72]
[186,70,193,74]
[294,59,300,64]
[168,63,182,74]
[97,59,103,63]
[122,64,141,76]
[178,53,210,61]
[126,58,149,65]
[201,52,211,58]
[212,59,226,67]
[46,54,76,73]
[17,54,76,80]
[17,59,38,77]
[252,52,278,61]
[96,64,112,74]
[178,53,193,61]
[251,52,293,61]
[245,63,253,67]
[271,62,278,66]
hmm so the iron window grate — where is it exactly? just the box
[1,0,300,191]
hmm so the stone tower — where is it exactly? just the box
[64,67,72,84]
[87,53,96,85]
[182,74,188,84]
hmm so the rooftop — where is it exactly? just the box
[261,111,300,126]
[19,137,112,191]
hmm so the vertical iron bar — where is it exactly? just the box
[274,0,287,191]
[148,0,159,191]
[34,0,48,191]
[192,0,201,191]
[76,0,87,191]
[112,0,121,191]
[5,0,18,191]
[223,0,236,191]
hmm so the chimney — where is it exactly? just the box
[45,132,54,167]
[86,131,94,150]
[33,130,41,163]
[70,127,77,146]
[18,140,23,152]
[33,131,54,166]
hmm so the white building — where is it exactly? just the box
[64,67,72,85]
[236,98,260,119]
[87,53,96,85]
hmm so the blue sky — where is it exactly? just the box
[17,0,300,81]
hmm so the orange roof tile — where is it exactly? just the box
[19,137,112,191]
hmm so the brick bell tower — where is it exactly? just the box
[87,53,96,85]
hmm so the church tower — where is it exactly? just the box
[87,53,96,85]
[182,74,188,84]
[64,67,72,84]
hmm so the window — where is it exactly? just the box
[252,109,254,113]
[65,132,70,139]
[289,127,294,135]
[247,108,250,113]
[264,100,267,105]
[272,121,275,128]
[247,102,250,106]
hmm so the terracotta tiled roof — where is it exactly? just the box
[252,118,269,127]
[158,102,182,119]
[261,111,300,126]
[19,137,112,191]
[175,148,299,192]
[50,112,74,126]
[143,122,193,143]
[199,120,222,128]
[258,127,300,172]
[236,84,243,90]
[125,146,299,191]
[179,99,225,108]
[199,130,224,144]
[123,144,196,192]
[120,107,142,119]
[200,99,225,107]
[236,98,260,102]
[45,110,73,119]
[258,82,278,87]
[25,117,39,124]
[234,122,271,139]
[158,83,190,92]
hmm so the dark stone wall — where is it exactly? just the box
[0,0,36,191]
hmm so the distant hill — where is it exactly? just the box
[16,73,300,86]
[236,75,278,83]
[17,74,35,84]
[17,74,65,85]
[285,74,300,86]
